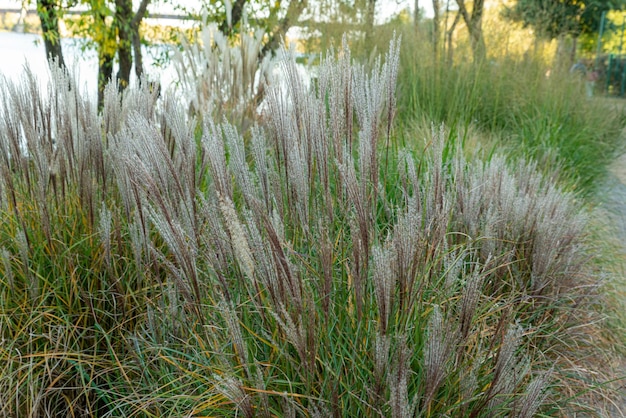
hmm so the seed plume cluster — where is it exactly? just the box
[0,32,619,417]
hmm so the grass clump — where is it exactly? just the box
[0,34,622,417]
[396,28,626,195]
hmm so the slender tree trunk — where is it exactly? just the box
[97,11,114,109]
[364,0,376,44]
[469,0,485,61]
[115,0,133,88]
[432,0,441,63]
[219,0,247,36]
[469,26,486,62]
[132,32,143,79]
[414,0,419,27]
[262,0,307,55]
[131,0,150,79]
[36,0,66,70]
[98,54,114,109]
[456,0,486,62]
[446,11,461,65]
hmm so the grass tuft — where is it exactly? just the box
[0,27,623,417]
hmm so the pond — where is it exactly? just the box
[0,31,175,101]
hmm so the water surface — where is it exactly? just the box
[0,31,173,101]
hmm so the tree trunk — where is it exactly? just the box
[36,0,66,70]
[469,25,486,61]
[262,0,307,55]
[446,11,461,65]
[131,0,150,79]
[98,53,114,109]
[96,11,114,109]
[132,32,143,80]
[219,0,247,36]
[364,0,376,44]
[469,0,485,61]
[414,0,419,27]
[432,0,441,63]
[115,0,133,88]
[456,0,486,62]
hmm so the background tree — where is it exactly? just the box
[36,0,151,107]
[506,0,625,39]
[37,0,66,69]
[37,0,314,108]
[432,0,442,62]
[131,0,150,78]
[182,0,309,54]
[78,0,151,106]
[36,0,399,109]
[414,0,419,29]
[364,0,376,43]
[455,0,486,61]
[444,4,461,64]
[504,0,626,64]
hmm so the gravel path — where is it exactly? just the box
[598,153,626,417]
[604,153,626,241]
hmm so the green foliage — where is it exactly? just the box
[64,4,116,58]
[504,0,626,39]
[580,10,626,54]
